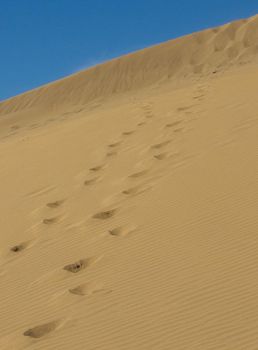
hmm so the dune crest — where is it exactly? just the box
[1,14,258,115]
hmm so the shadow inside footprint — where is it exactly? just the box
[193,95,204,100]
[106,151,117,157]
[174,128,184,133]
[10,125,21,130]
[122,185,149,196]
[122,188,138,195]
[10,241,30,253]
[84,177,99,186]
[108,141,121,148]
[128,169,148,178]
[108,226,136,237]
[122,131,134,136]
[63,258,92,273]
[92,209,117,220]
[42,217,59,225]
[151,140,171,150]
[23,320,60,339]
[177,105,194,112]
[154,152,168,160]
[69,284,89,296]
[109,228,124,236]
[89,165,105,172]
[46,200,64,208]
[165,120,182,128]
[69,283,110,296]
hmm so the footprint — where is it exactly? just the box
[69,282,111,296]
[150,140,171,150]
[128,169,149,178]
[63,258,95,273]
[92,209,117,220]
[193,95,204,100]
[108,226,136,237]
[106,151,117,157]
[46,200,64,208]
[89,164,105,172]
[177,106,194,112]
[10,125,20,131]
[23,320,61,339]
[69,284,90,296]
[122,187,139,195]
[173,127,184,133]
[42,217,59,225]
[29,123,41,129]
[108,141,121,148]
[154,152,169,160]
[84,177,99,186]
[122,131,135,136]
[122,185,150,196]
[164,120,182,128]
[10,241,30,253]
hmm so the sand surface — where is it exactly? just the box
[0,14,258,350]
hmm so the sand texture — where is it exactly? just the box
[0,14,258,350]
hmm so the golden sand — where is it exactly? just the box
[0,14,258,350]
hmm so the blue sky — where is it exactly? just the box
[1,0,258,101]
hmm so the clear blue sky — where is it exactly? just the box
[1,0,258,101]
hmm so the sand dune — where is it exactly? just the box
[1,14,258,117]
[0,14,258,350]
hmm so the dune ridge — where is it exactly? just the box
[1,14,258,115]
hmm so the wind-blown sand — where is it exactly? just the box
[0,14,258,350]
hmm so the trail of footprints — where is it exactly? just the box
[7,97,202,342]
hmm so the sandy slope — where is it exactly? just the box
[0,14,258,350]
